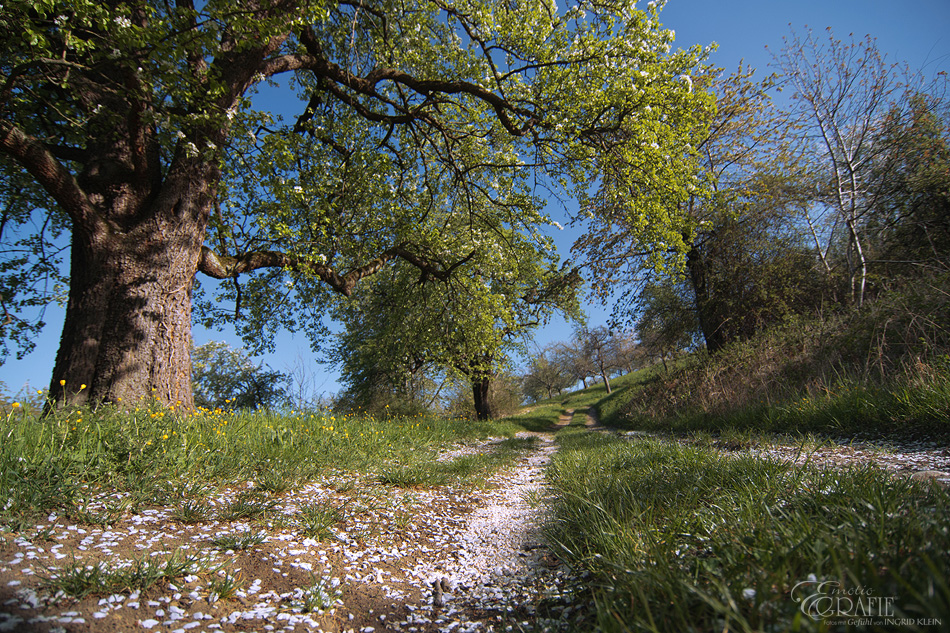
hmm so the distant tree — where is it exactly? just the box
[192,342,288,410]
[552,339,595,389]
[613,330,641,375]
[574,325,625,394]
[636,279,699,370]
[522,348,574,402]
[327,235,581,419]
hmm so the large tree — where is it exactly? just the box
[575,65,814,351]
[0,0,708,407]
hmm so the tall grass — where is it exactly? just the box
[0,399,524,529]
[546,431,950,632]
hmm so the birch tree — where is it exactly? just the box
[772,28,909,306]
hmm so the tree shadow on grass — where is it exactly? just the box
[512,415,562,433]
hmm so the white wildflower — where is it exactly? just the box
[114,16,132,29]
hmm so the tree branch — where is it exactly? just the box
[198,242,481,297]
[0,122,98,231]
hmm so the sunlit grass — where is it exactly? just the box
[0,398,525,528]
[378,436,538,488]
[545,431,950,632]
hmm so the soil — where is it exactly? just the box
[0,432,577,633]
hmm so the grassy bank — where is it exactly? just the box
[0,400,525,531]
[545,430,950,632]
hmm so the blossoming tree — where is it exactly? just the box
[0,0,710,407]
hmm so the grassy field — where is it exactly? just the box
[0,398,527,534]
[545,430,950,632]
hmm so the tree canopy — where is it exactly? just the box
[0,0,711,406]
[327,224,582,418]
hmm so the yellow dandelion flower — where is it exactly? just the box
[59,379,66,387]
[11,402,20,409]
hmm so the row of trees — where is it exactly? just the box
[522,326,637,401]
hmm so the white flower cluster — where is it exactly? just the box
[114,16,132,29]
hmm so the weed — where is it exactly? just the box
[254,469,297,495]
[294,575,342,613]
[170,499,214,524]
[207,571,242,603]
[39,551,211,599]
[66,498,128,526]
[210,531,267,551]
[297,503,343,541]
[219,492,278,522]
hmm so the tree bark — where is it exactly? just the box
[472,376,492,421]
[686,245,726,353]
[47,173,213,409]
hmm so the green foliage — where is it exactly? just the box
[192,341,289,411]
[522,347,575,403]
[1,0,712,407]
[870,93,950,273]
[328,241,580,417]
[635,278,701,362]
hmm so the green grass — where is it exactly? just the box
[545,431,950,632]
[38,550,215,599]
[0,402,527,529]
[209,531,267,551]
[505,372,649,431]
[377,436,538,488]
[296,502,345,541]
[615,373,950,442]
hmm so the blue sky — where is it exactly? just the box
[2,0,948,399]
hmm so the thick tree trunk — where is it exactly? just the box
[47,189,209,409]
[472,376,492,421]
[686,246,726,353]
[599,371,612,394]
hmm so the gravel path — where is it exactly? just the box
[0,433,578,633]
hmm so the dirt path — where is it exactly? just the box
[0,433,578,633]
